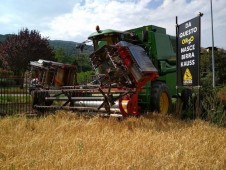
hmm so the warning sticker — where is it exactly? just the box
[183,68,192,85]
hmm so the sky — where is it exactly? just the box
[0,0,225,49]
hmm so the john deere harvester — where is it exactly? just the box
[31,24,180,117]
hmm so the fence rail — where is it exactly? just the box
[0,76,34,116]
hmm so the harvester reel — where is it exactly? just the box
[89,42,158,115]
[97,84,135,114]
[89,45,135,114]
[90,45,133,88]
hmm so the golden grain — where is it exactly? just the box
[0,111,225,169]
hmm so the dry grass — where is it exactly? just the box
[0,112,225,169]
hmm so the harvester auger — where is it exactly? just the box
[30,41,158,117]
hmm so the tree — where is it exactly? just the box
[200,48,226,86]
[54,48,74,64]
[215,49,226,84]
[73,53,92,72]
[0,42,9,70]
[0,28,55,75]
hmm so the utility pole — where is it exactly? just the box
[210,0,215,88]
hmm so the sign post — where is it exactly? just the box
[177,15,201,87]
[176,14,203,117]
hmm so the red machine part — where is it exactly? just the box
[117,46,158,117]
[118,92,140,117]
[117,46,158,90]
[117,46,132,67]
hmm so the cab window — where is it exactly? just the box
[93,34,120,50]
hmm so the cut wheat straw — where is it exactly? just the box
[0,111,225,169]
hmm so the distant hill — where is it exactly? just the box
[0,34,14,42]
[49,40,80,56]
[0,34,93,56]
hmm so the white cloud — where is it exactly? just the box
[0,15,13,24]
[0,0,225,49]
[42,0,226,49]
[43,0,156,40]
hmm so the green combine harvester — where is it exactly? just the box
[31,25,189,117]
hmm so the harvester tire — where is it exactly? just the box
[150,81,172,114]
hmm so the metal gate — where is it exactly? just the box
[0,76,33,116]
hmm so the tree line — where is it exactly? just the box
[200,48,226,86]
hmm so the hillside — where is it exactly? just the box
[49,40,80,56]
[0,112,225,169]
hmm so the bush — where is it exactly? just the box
[200,88,226,127]
[77,71,94,84]
[0,69,14,77]
[0,78,16,87]
[177,86,226,127]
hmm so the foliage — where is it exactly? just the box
[53,48,93,78]
[0,29,55,76]
[215,49,226,84]
[0,34,11,42]
[0,78,16,87]
[0,47,9,70]
[0,95,31,103]
[200,88,225,127]
[54,48,75,64]
[200,49,226,86]
[73,53,93,72]
[49,40,80,57]
[77,70,94,84]
[198,49,226,126]
[50,40,93,64]
[0,69,14,77]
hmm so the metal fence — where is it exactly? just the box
[0,76,34,116]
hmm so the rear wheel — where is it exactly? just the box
[151,81,172,114]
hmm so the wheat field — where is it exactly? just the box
[0,112,225,169]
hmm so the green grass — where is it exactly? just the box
[0,95,31,103]
[0,87,28,94]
